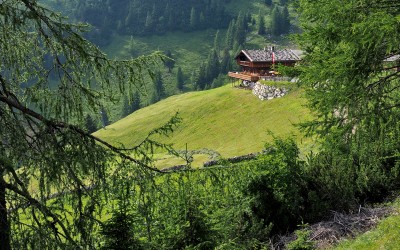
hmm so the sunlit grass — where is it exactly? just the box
[95,82,313,168]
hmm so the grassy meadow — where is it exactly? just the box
[94,82,313,168]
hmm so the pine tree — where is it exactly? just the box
[101,106,110,128]
[189,7,198,30]
[151,71,165,103]
[234,12,246,46]
[220,48,231,73]
[145,11,153,33]
[271,6,281,36]
[264,0,273,6]
[121,96,131,118]
[130,91,141,113]
[176,67,184,91]
[225,19,235,49]
[281,6,290,34]
[205,49,220,84]
[257,11,266,35]
[85,114,98,133]
[213,30,220,52]
[0,1,173,247]
[164,50,175,73]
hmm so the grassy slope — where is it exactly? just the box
[94,82,312,167]
[333,199,400,250]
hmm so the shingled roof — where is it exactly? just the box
[238,49,301,62]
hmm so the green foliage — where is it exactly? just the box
[257,11,266,35]
[150,71,166,103]
[287,228,315,250]
[0,0,170,248]
[241,137,307,235]
[85,114,98,133]
[297,0,400,210]
[176,67,185,91]
[100,210,142,250]
[164,50,175,73]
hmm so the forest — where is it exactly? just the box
[1,0,400,249]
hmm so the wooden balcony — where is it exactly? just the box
[228,72,260,82]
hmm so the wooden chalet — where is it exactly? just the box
[228,47,301,82]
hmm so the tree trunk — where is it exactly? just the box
[0,172,11,250]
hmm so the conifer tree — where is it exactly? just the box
[225,19,235,49]
[130,91,141,113]
[213,30,220,52]
[190,7,198,30]
[164,50,175,73]
[257,11,266,35]
[271,6,281,36]
[151,71,165,103]
[0,1,171,247]
[176,67,185,91]
[85,114,98,133]
[281,6,290,34]
[220,48,232,73]
[264,0,273,6]
[101,106,110,128]
[234,12,246,46]
[121,96,131,118]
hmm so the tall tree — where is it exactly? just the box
[85,114,98,133]
[257,11,266,35]
[121,96,131,118]
[281,6,290,34]
[151,71,165,103]
[176,67,185,91]
[234,12,246,46]
[189,7,198,30]
[297,0,400,200]
[220,48,232,74]
[0,1,173,248]
[164,50,175,73]
[270,6,281,36]
[101,106,110,128]
[264,0,273,6]
[213,30,221,52]
[225,19,235,49]
[130,91,141,113]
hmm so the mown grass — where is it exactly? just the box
[94,82,313,168]
[333,199,400,250]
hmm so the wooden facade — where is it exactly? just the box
[228,48,301,82]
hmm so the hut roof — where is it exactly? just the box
[237,49,301,62]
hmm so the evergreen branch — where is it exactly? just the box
[0,93,163,173]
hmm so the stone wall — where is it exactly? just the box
[251,82,288,100]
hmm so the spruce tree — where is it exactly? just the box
[257,11,266,35]
[234,12,246,46]
[220,48,232,73]
[121,96,131,118]
[213,30,220,52]
[101,106,110,128]
[130,91,141,113]
[264,0,273,6]
[271,6,281,36]
[189,7,198,30]
[151,71,165,103]
[281,6,290,34]
[164,50,175,73]
[225,19,235,49]
[85,114,98,133]
[176,67,184,91]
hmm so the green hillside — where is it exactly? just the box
[94,82,312,167]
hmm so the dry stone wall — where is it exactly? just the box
[251,82,288,100]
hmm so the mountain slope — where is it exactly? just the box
[94,83,312,167]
